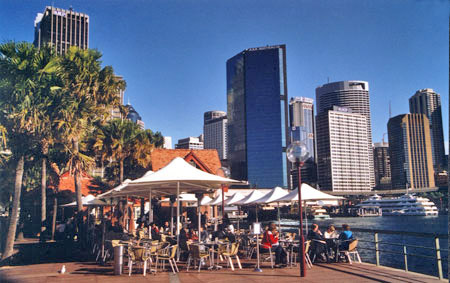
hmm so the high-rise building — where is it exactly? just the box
[175,136,204,150]
[409,89,446,172]
[227,45,289,188]
[373,142,391,190]
[34,6,89,54]
[289,97,316,185]
[316,106,372,192]
[203,111,228,160]
[110,75,125,120]
[125,104,145,129]
[387,114,435,189]
[316,80,375,188]
[163,137,173,149]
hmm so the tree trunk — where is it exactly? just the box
[41,157,47,232]
[73,138,83,212]
[2,156,24,260]
[51,198,57,240]
[119,158,124,183]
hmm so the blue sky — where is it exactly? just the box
[1,0,448,153]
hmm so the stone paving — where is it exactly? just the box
[0,260,444,283]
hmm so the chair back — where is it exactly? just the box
[305,240,311,253]
[169,245,178,259]
[129,246,148,261]
[111,240,121,247]
[348,239,358,251]
[190,244,200,258]
[231,242,240,256]
[161,234,167,242]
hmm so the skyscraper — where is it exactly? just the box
[203,111,228,160]
[175,136,204,150]
[34,6,89,54]
[373,142,391,190]
[409,89,446,172]
[227,45,289,188]
[316,106,372,192]
[125,104,145,129]
[387,114,435,189]
[289,97,316,185]
[316,80,375,187]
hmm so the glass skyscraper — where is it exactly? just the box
[289,97,316,185]
[227,45,289,188]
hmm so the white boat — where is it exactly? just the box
[357,194,438,216]
[308,206,331,219]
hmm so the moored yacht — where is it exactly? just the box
[357,194,438,216]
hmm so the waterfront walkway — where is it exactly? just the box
[0,261,444,283]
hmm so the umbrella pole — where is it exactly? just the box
[176,182,180,261]
[149,189,153,223]
[198,201,201,242]
[305,203,308,237]
[255,205,258,222]
[277,202,281,233]
[237,206,240,232]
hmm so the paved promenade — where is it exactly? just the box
[0,261,444,283]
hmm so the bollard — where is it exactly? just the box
[403,246,408,272]
[374,233,380,267]
[434,237,443,280]
[114,245,124,275]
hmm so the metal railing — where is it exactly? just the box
[280,224,448,280]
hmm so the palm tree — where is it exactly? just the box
[54,47,123,212]
[101,119,142,183]
[0,42,49,260]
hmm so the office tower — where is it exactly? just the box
[34,6,89,54]
[110,75,125,120]
[227,45,289,188]
[204,111,228,160]
[316,107,372,192]
[175,136,204,149]
[409,89,446,172]
[289,97,316,185]
[163,137,173,149]
[387,114,435,189]
[125,104,145,129]
[373,142,391,190]
[316,81,375,188]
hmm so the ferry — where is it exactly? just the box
[308,206,331,219]
[357,194,438,216]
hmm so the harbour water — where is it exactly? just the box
[278,215,448,278]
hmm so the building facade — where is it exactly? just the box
[163,136,173,149]
[373,142,391,190]
[227,45,289,188]
[126,104,145,129]
[409,89,446,172]
[316,81,375,188]
[203,111,228,160]
[387,114,435,189]
[175,136,204,150]
[289,97,316,185]
[316,107,372,192]
[34,6,89,54]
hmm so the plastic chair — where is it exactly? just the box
[221,242,242,271]
[156,245,179,274]
[338,239,361,264]
[187,244,211,272]
[128,246,151,276]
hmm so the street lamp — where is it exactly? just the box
[216,167,230,220]
[286,140,310,277]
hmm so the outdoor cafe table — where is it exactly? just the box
[194,241,230,270]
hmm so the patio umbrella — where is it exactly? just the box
[109,157,243,259]
[233,189,267,222]
[222,192,246,230]
[252,187,289,232]
[60,194,108,207]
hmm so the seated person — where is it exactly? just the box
[212,224,226,240]
[179,226,189,260]
[162,221,171,234]
[261,222,287,267]
[188,228,199,241]
[135,222,147,239]
[224,225,236,243]
[199,226,209,242]
[324,225,338,256]
[307,224,329,262]
[338,224,354,251]
[150,222,161,241]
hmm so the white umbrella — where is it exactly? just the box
[97,178,133,200]
[160,193,198,203]
[233,190,266,206]
[200,195,213,206]
[60,194,107,207]
[224,192,246,206]
[251,187,289,232]
[207,190,228,205]
[274,183,344,202]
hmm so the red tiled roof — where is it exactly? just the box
[150,149,222,174]
[51,171,98,196]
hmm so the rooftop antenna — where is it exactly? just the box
[389,100,392,118]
